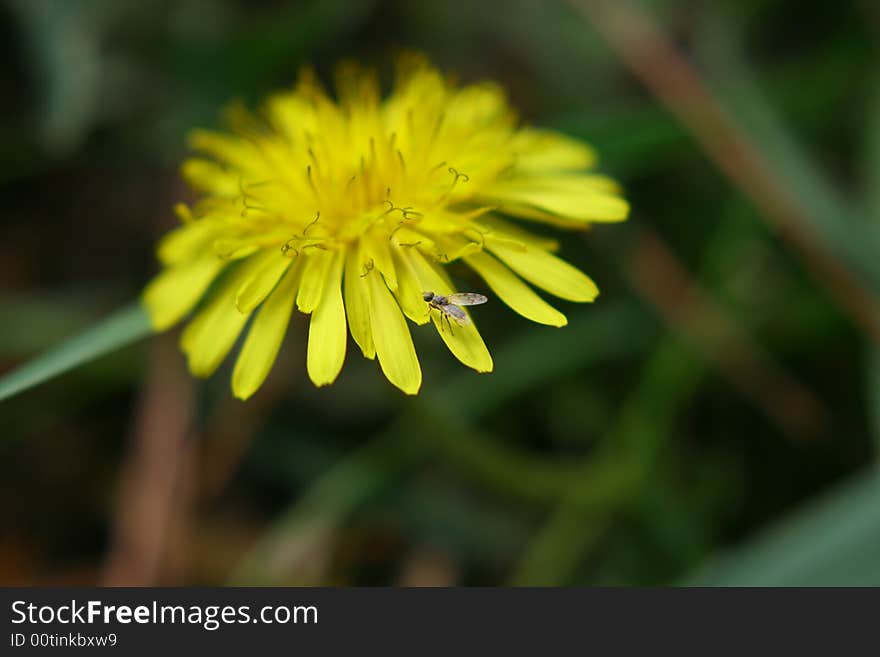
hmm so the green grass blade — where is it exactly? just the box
[686,470,880,586]
[0,303,152,402]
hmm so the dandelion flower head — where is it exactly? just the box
[143,56,629,398]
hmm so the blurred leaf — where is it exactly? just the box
[418,301,655,503]
[687,470,880,585]
[511,338,705,585]
[0,303,151,402]
[7,0,103,155]
[394,479,527,560]
[422,412,637,505]
[869,351,880,458]
[432,301,652,419]
[865,77,880,458]
[231,302,652,581]
[164,0,376,99]
[698,5,880,293]
[865,81,880,223]
[555,104,690,178]
[228,429,415,585]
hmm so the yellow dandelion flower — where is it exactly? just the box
[142,56,629,399]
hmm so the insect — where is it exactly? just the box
[422,291,488,333]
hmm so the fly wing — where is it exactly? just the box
[440,304,471,325]
[446,293,487,306]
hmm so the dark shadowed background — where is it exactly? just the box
[2,0,879,586]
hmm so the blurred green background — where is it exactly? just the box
[1,0,879,586]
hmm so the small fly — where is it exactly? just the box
[422,291,488,333]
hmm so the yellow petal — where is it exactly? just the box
[481,175,629,223]
[465,251,567,327]
[407,250,493,373]
[266,93,318,144]
[231,267,298,400]
[487,239,599,302]
[307,251,348,387]
[390,226,435,252]
[430,233,484,263]
[296,250,332,313]
[181,158,240,197]
[180,258,265,377]
[142,256,225,331]
[511,128,597,172]
[174,203,194,224]
[366,266,422,394]
[335,61,381,109]
[344,244,375,359]
[235,249,293,313]
[188,129,255,169]
[363,231,398,290]
[211,239,260,261]
[390,246,430,325]
[476,215,560,253]
[157,219,222,265]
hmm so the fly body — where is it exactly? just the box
[422,291,488,331]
